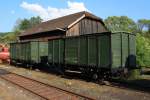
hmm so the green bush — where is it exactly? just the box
[136,33,150,67]
[128,69,141,80]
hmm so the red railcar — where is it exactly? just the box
[0,45,10,63]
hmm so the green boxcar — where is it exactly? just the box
[65,33,111,68]
[10,41,48,64]
[48,39,64,65]
[111,32,136,69]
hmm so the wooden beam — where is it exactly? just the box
[68,14,85,29]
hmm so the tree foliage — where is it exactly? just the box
[14,16,42,32]
[104,16,137,33]
[136,33,150,66]
[0,32,17,43]
[0,16,42,43]
[137,19,150,33]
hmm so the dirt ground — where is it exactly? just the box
[0,76,43,100]
[0,64,150,100]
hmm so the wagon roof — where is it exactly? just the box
[19,11,104,37]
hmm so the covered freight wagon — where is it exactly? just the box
[48,32,111,78]
[10,31,136,79]
[10,41,48,65]
[47,32,136,79]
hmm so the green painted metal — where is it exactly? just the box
[111,33,121,68]
[65,38,78,64]
[10,43,15,60]
[18,42,30,63]
[87,36,97,66]
[129,34,136,67]
[122,33,129,67]
[79,37,88,65]
[48,39,64,64]
[30,42,39,63]
[59,40,64,64]
[98,35,111,68]
[65,34,111,67]
[25,42,30,62]
[53,40,59,63]
[39,42,48,62]
[10,41,48,64]
[48,40,53,63]
[54,39,64,64]
[16,43,21,60]
[19,41,48,64]
[111,32,136,69]
[20,43,26,61]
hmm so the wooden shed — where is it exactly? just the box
[19,11,108,41]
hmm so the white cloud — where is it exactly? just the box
[20,2,49,20]
[20,1,88,21]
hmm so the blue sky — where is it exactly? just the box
[0,0,149,32]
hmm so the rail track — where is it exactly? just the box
[0,69,95,100]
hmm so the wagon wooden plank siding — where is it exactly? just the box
[19,11,108,41]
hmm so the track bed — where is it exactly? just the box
[0,69,95,100]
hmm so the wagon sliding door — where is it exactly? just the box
[111,33,122,68]
[129,35,136,67]
[98,35,111,68]
[65,38,78,65]
[122,33,129,67]
[30,42,39,63]
[48,39,64,65]
[87,36,97,67]
[39,42,48,63]
[79,37,88,66]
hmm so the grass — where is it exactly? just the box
[127,69,141,80]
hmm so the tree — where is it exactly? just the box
[18,19,31,31]
[137,19,147,32]
[13,16,42,32]
[30,16,42,27]
[136,33,150,66]
[0,16,43,43]
[104,16,137,33]
[147,21,150,33]
[137,19,150,33]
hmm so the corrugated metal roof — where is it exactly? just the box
[20,11,104,36]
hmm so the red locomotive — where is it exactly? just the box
[0,44,10,63]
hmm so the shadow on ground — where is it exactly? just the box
[13,64,150,94]
[142,68,150,75]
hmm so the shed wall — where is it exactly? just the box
[66,18,108,36]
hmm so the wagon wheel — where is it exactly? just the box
[92,73,99,80]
